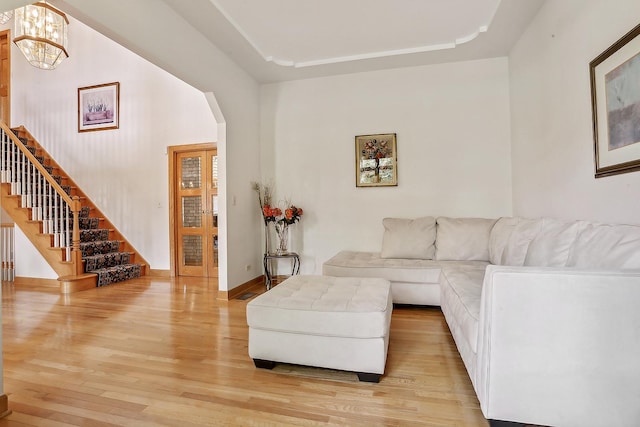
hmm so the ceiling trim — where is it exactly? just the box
[210,0,497,69]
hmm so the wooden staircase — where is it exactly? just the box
[0,123,148,293]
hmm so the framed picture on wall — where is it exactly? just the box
[590,23,640,178]
[78,82,120,132]
[355,133,397,187]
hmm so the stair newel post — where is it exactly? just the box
[71,196,83,276]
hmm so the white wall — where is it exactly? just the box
[261,58,513,273]
[5,17,218,276]
[13,228,56,279]
[509,0,640,224]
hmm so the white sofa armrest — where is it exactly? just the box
[475,265,640,427]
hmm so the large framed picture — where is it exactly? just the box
[590,23,640,178]
[355,133,397,187]
[78,82,120,132]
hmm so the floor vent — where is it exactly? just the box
[236,292,256,301]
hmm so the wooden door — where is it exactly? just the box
[175,149,218,277]
[0,30,10,126]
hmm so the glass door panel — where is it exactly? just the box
[176,149,218,277]
[182,196,202,228]
[181,157,202,189]
[182,235,203,267]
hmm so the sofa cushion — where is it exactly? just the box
[524,219,588,267]
[439,262,487,354]
[500,218,543,266]
[381,217,436,259]
[489,217,519,265]
[323,251,441,284]
[567,223,640,269]
[435,217,497,261]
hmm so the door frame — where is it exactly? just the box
[0,29,11,126]
[168,142,217,277]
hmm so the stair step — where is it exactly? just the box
[78,216,100,230]
[84,252,132,272]
[47,216,100,231]
[80,229,110,243]
[80,240,121,257]
[93,264,142,287]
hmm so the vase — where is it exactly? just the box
[275,223,289,255]
[264,222,271,255]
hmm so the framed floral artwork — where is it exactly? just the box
[78,82,120,132]
[590,23,640,178]
[355,133,397,187]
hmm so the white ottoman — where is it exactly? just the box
[246,275,392,382]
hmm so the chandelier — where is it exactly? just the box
[0,10,13,25]
[13,2,69,70]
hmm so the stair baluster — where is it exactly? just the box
[43,179,51,234]
[34,169,42,221]
[53,192,59,248]
[28,161,35,209]
[25,161,31,209]
[9,142,15,192]
[20,150,26,205]
[10,142,17,195]
[0,130,5,182]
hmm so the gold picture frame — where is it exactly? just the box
[78,82,120,133]
[590,23,640,178]
[355,133,397,187]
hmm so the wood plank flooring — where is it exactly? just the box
[0,277,488,426]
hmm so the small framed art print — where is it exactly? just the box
[355,133,397,187]
[78,82,120,132]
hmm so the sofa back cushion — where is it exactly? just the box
[488,217,519,264]
[381,217,436,259]
[499,218,543,266]
[566,223,640,269]
[524,218,588,267]
[435,217,497,261]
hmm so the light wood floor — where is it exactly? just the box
[0,277,488,426]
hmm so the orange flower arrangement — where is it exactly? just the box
[262,204,303,226]
[252,182,304,254]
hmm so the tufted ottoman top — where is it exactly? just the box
[247,275,392,339]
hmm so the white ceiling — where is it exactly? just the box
[167,0,546,82]
[212,0,502,67]
[5,0,546,83]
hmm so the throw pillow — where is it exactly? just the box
[566,223,640,269]
[435,217,498,261]
[381,217,436,259]
[523,219,588,267]
[500,218,543,266]
[488,217,519,265]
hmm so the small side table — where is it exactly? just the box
[263,252,300,290]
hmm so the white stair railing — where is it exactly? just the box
[0,124,79,270]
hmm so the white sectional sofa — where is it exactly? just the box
[322,216,640,427]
